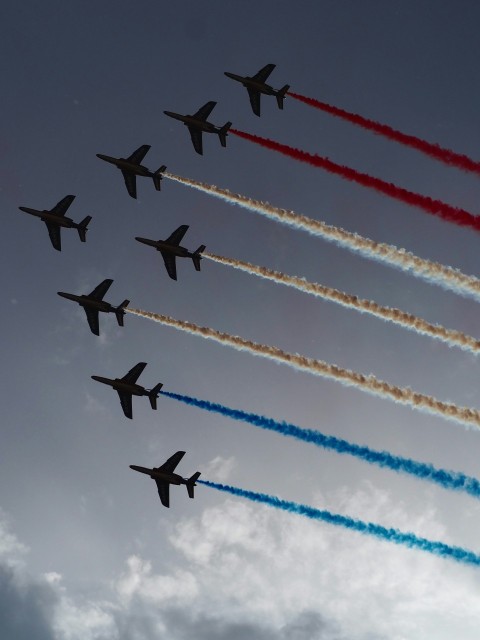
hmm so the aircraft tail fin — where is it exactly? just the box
[153,165,167,191]
[276,85,290,110]
[186,472,201,498]
[115,300,130,327]
[77,216,92,242]
[192,245,205,271]
[218,122,232,147]
[149,383,163,410]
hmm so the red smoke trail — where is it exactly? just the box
[288,91,480,176]
[231,129,480,232]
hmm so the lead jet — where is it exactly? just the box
[57,279,129,336]
[224,64,289,117]
[91,362,163,419]
[130,451,201,508]
[135,224,205,281]
[96,145,166,199]
[163,101,232,155]
[18,195,92,251]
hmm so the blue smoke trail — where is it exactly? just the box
[199,480,480,567]
[162,391,480,499]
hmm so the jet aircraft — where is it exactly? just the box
[96,145,166,199]
[91,362,162,419]
[130,451,201,508]
[163,101,232,155]
[224,64,289,117]
[18,195,92,251]
[135,224,205,281]
[57,279,129,336]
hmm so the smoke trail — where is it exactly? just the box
[164,172,480,301]
[163,390,480,499]
[204,251,480,355]
[288,91,480,175]
[199,480,480,567]
[126,307,480,429]
[231,128,480,232]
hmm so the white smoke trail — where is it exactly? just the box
[165,172,480,301]
[204,251,480,355]
[126,307,480,429]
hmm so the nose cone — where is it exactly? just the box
[135,237,155,247]
[91,375,111,386]
[164,111,184,122]
[57,291,76,302]
[96,153,116,164]
[130,465,151,475]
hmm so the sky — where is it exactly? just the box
[3,1,480,638]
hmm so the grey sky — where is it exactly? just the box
[3,1,480,637]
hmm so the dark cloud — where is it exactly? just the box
[0,555,376,640]
[114,606,348,640]
[0,566,56,640]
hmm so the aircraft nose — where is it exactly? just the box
[91,375,106,384]
[135,237,150,246]
[57,291,75,298]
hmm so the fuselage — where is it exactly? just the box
[91,376,147,397]
[163,111,221,134]
[96,154,153,177]
[130,465,184,485]
[57,292,114,313]
[135,237,193,258]
[224,72,277,96]
[19,208,76,228]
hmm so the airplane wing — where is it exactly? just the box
[193,101,217,121]
[122,361,147,383]
[155,480,170,508]
[84,308,100,336]
[160,251,177,280]
[51,195,75,216]
[126,144,151,165]
[121,170,137,199]
[159,451,186,474]
[88,278,114,300]
[252,64,276,83]
[247,88,261,116]
[117,391,133,419]
[45,222,62,251]
[165,225,189,246]
[188,126,203,155]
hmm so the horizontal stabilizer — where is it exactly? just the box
[276,85,290,110]
[115,300,129,326]
[77,216,92,242]
[192,245,205,272]
[153,165,167,191]
[218,122,232,147]
[149,383,163,409]
[187,471,201,498]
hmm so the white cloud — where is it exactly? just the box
[162,484,480,639]
[0,510,28,568]
[115,555,198,605]
[44,572,63,586]
[2,484,480,640]
[200,455,237,482]
[51,596,116,640]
